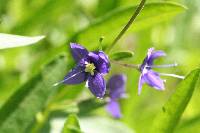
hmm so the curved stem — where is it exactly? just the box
[106,0,146,53]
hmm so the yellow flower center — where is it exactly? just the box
[85,63,96,75]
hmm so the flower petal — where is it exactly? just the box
[70,43,88,62]
[148,50,166,65]
[142,70,165,90]
[64,65,87,84]
[106,100,121,118]
[147,47,155,59]
[138,74,145,95]
[87,73,106,98]
[107,74,126,99]
[140,48,166,71]
[98,51,110,74]
[88,51,110,74]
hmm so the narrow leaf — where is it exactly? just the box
[71,2,186,49]
[62,114,81,133]
[0,55,68,133]
[109,51,134,61]
[151,68,200,133]
[0,33,45,49]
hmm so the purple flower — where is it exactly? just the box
[138,48,165,95]
[63,43,110,98]
[106,74,127,118]
[138,48,184,95]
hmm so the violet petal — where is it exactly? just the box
[106,100,122,118]
[88,51,110,74]
[138,74,145,95]
[87,73,106,98]
[107,74,126,99]
[142,70,165,90]
[148,50,166,65]
[64,65,87,84]
[70,43,88,62]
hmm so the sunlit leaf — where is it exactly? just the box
[109,51,134,61]
[0,55,68,133]
[71,2,186,49]
[11,0,76,34]
[151,68,200,133]
[62,114,82,133]
[80,116,134,133]
[174,114,200,133]
[0,33,45,49]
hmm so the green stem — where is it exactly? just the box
[106,0,146,53]
[111,60,140,70]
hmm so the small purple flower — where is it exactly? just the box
[138,48,184,95]
[106,74,127,118]
[138,48,165,94]
[63,43,110,98]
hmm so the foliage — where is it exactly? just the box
[0,0,199,133]
[151,68,200,133]
[62,114,82,133]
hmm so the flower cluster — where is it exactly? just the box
[54,43,184,118]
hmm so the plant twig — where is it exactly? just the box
[106,0,146,53]
[111,60,140,70]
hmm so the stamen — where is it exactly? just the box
[159,73,185,79]
[149,63,178,68]
[53,71,84,86]
[97,97,103,99]
[85,63,96,75]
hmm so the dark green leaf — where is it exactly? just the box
[71,2,186,49]
[109,51,134,61]
[62,114,81,133]
[0,55,68,133]
[151,68,200,133]
[78,98,106,115]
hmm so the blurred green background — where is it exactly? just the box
[0,0,200,133]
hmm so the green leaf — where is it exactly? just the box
[48,98,106,116]
[79,116,134,133]
[109,51,134,61]
[78,98,106,115]
[62,114,82,133]
[151,68,200,133]
[0,55,68,133]
[0,33,45,49]
[71,2,186,49]
[11,0,76,34]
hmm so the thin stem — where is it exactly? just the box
[106,0,146,53]
[111,60,140,70]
